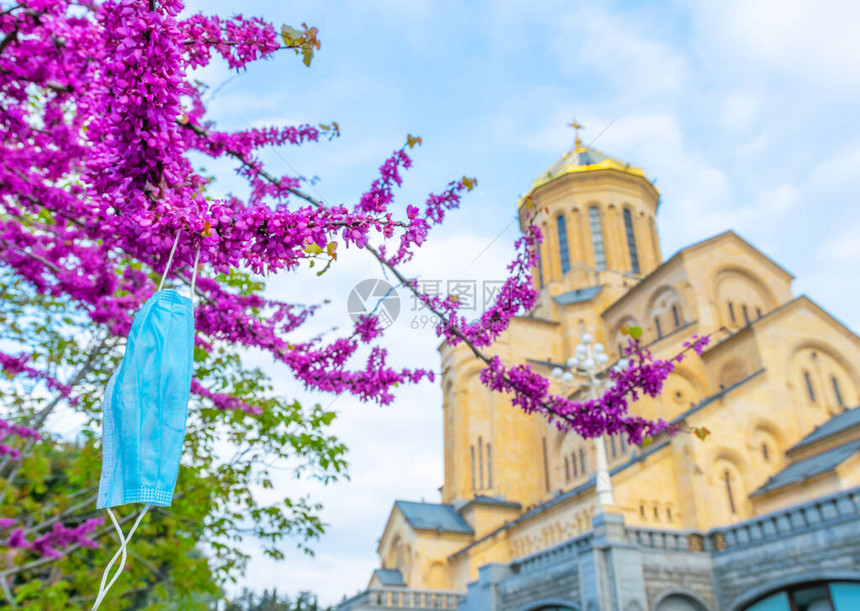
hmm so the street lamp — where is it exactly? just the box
[552,333,628,509]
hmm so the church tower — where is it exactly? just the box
[440,122,661,508]
[521,120,662,310]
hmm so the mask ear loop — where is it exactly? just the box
[91,505,150,611]
[189,244,201,307]
[157,231,182,293]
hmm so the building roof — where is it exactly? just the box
[461,495,522,510]
[553,285,604,305]
[752,439,860,496]
[522,144,652,202]
[370,568,405,587]
[790,406,860,452]
[394,501,474,534]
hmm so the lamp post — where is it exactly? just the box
[552,333,628,510]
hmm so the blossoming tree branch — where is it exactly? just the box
[0,0,711,574]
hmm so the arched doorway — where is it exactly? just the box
[523,602,578,611]
[655,593,709,610]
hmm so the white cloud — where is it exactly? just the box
[694,0,860,92]
[818,218,860,263]
[720,89,765,132]
[807,141,860,191]
[552,5,690,99]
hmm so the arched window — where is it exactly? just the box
[579,448,587,474]
[478,436,484,489]
[672,304,681,328]
[655,316,663,339]
[723,470,737,514]
[650,216,660,260]
[832,376,844,408]
[470,445,476,491]
[742,304,751,325]
[537,243,545,288]
[564,456,570,482]
[486,443,493,488]
[556,215,570,274]
[762,443,770,461]
[542,437,550,492]
[588,206,606,271]
[803,370,817,403]
[728,301,736,323]
[623,208,640,274]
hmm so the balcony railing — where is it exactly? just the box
[709,487,860,552]
[511,532,594,575]
[624,487,860,554]
[626,527,706,552]
[336,587,465,610]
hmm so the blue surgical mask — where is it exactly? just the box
[96,287,195,509]
[93,234,199,610]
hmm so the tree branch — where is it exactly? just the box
[196,127,727,436]
[0,29,17,56]
[0,334,113,480]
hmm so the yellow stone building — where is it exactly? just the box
[339,130,860,611]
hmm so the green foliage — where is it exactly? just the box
[224,589,331,611]
[0,271,348,609]
[693,426,711,441]
[621,323,643,340]
[280,24,320,67]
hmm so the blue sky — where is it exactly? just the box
[181,0,860,603]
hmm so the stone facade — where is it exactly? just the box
[454,488,860,611]
[336,139,860,610]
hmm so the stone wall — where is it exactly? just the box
[641,553,715,610]
[452,489,860,610]
[497,562,580,611]
[710,489,860,610]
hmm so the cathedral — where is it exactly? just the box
[336,127,860,611]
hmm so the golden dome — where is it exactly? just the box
[521,143,651,205]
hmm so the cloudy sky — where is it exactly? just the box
[182,0,860,604]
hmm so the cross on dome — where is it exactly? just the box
[567,118,585,151]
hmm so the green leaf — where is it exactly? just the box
[628,325,643,339]
[281,23,320,68]
[694,426,711,441]
[303,242,323,255]
[281,25,302,47]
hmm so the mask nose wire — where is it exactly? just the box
[92,504,150,611]
[157,231,182,293]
